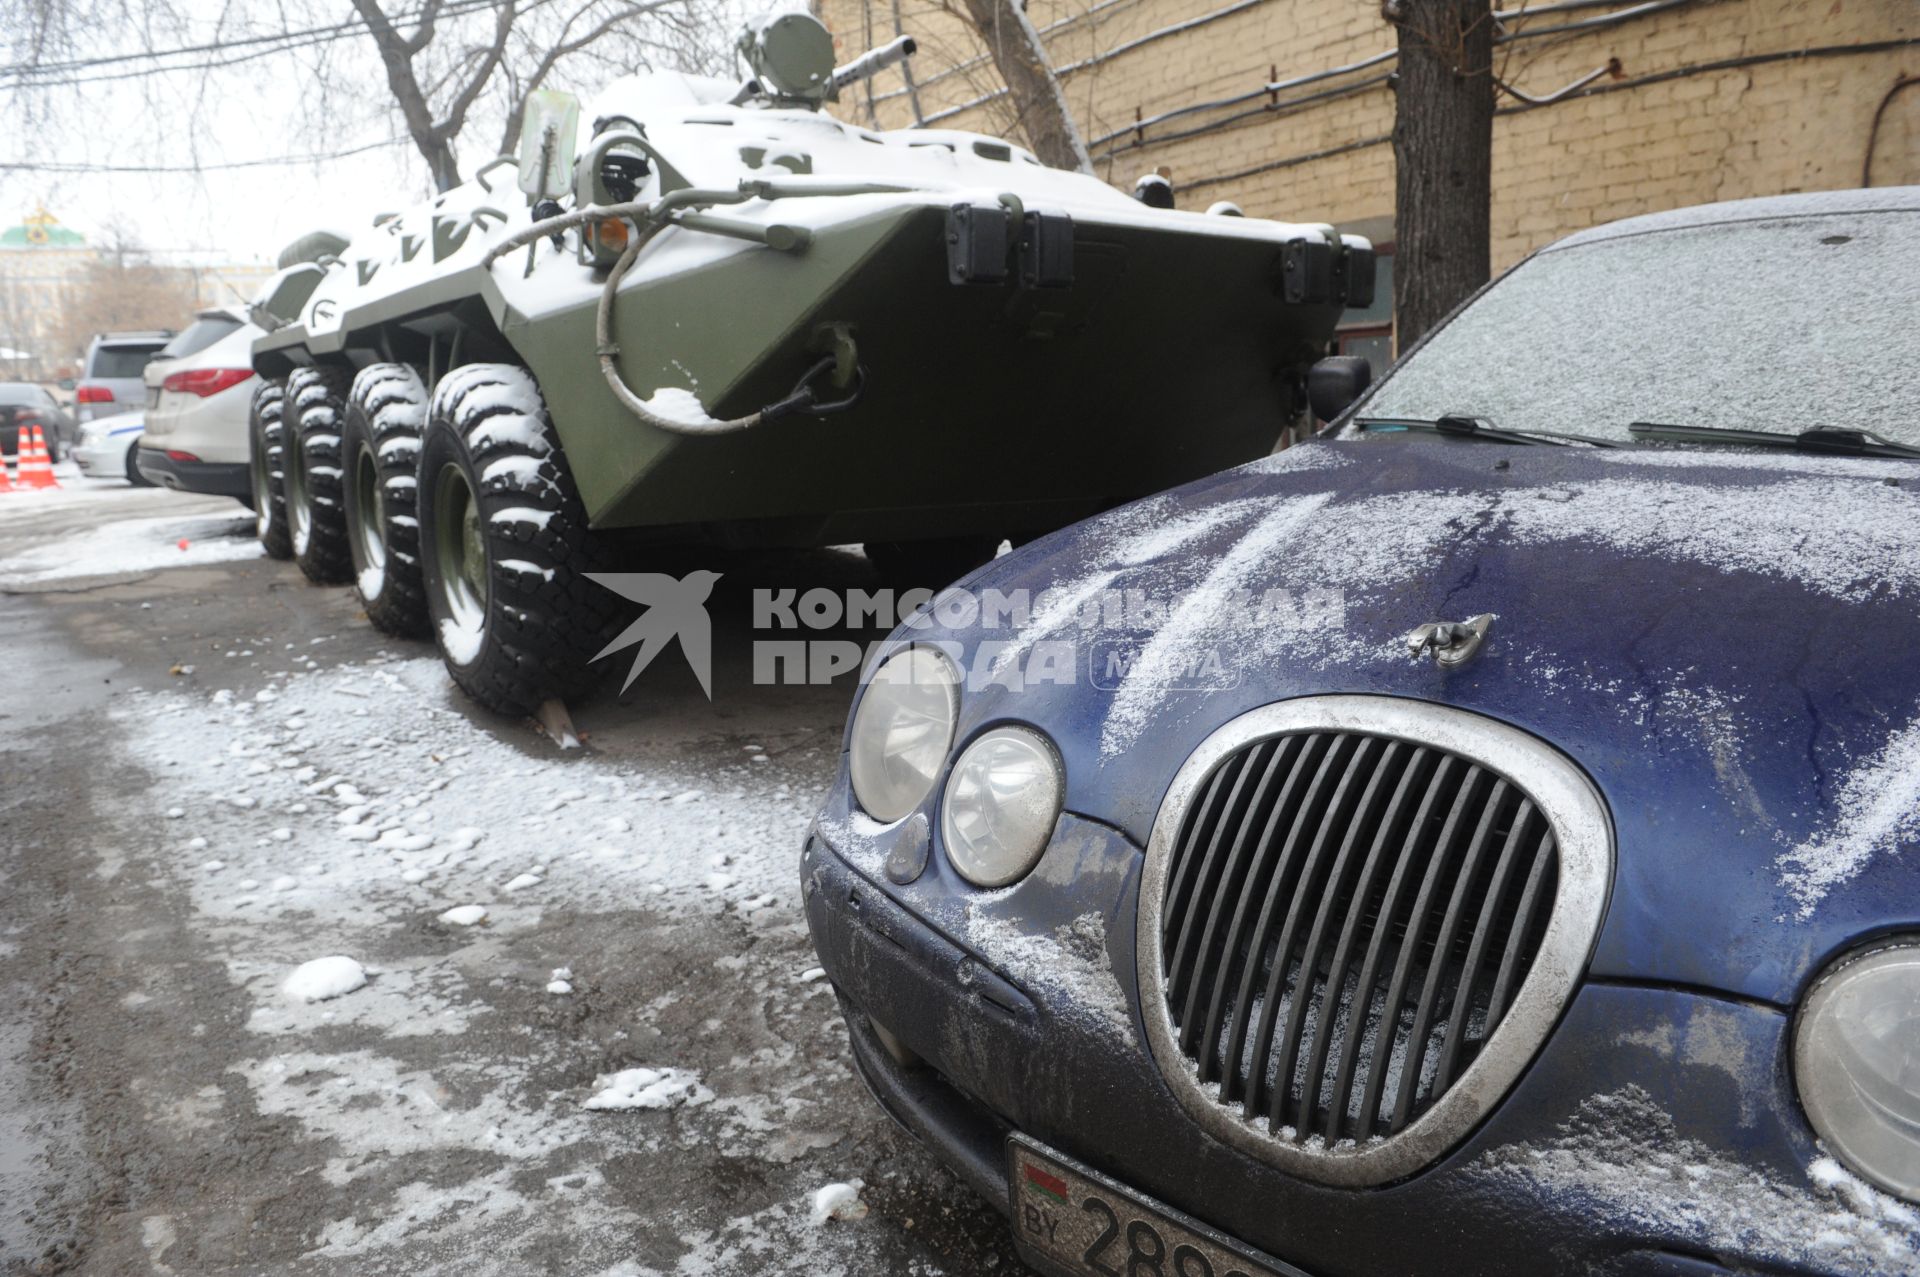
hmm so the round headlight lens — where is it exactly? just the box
[941,726,1063,888]
[848,647,959,823]
[1795,943,1920,1200]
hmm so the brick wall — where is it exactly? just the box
[819,0,1918,276]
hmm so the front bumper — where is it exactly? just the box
[73,435,133,477]
[803,791,1915,1277]
[135,447,249,499]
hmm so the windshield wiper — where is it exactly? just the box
[1628,422,1920,459]
[1355,414,1619,448]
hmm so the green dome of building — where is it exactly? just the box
[1,210,85,248]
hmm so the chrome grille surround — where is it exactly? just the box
[1137,695,1613,1186]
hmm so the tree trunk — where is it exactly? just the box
[421,138,461,192]
[1391,0,1494,347]
[955,0,1091,173]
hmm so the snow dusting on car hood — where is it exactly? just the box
[916,437,1920,1005]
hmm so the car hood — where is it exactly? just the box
[913,437,1920,1005]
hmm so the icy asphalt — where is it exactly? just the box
[0,470,1025,1275]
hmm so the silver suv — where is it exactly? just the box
[76,331,171,424]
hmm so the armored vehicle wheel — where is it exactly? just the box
[285,365,356,584]
[865,536,1002,590]
[248,377,293,560]
[343,364,430,637]
[415,364,623,716]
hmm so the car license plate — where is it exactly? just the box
[1007,1135,1307,1277]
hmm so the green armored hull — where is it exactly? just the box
[243,16,1371,714]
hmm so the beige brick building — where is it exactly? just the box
[815,0,1917,358]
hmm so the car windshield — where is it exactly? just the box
[88,345,163,378]
[160,316,241,360]
[0,384,50,406]
[1348,210,1920,447]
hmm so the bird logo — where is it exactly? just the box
[586,570,723,698]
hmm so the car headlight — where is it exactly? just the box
[848,647,960,823]
[940,726,1063,888]
[1795,941,1920,1200]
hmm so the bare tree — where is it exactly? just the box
[942,0,1090,173]
[0,0,734,193]
[346,0,731,192]
[55,236,198,359]
[1386,0,1494,346]
[350,0,511,191]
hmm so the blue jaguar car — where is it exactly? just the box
[803,187,1920,1277]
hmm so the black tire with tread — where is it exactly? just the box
[125,439,154,487]
[248,378,293,559]
[416,364,624,716]
[286,365,355,584]
[343,363,431,636]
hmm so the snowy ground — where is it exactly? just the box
[0,465,262,590]
[0,476,1024,1274]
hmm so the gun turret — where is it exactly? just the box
[829,35,917,98]
[737,12,837,106]
[737,15,917,110]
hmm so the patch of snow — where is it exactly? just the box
[1464,1086,1919,1274]
[283,956,367,1002]
[499,558,555,582]
[0,510,262,587]
[438,617,484,664]
[1362,212,1920,445]
[583,1067,710,1111]
[438,904,488,926]
[808,1180,868,1226]
[489,506,555,530]
[1776,716,1920,918]
[965,909,1132,1042]
[1098,492,1331,758]
[1236,442,1352,476]
[481,454,549,488]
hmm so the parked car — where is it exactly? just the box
[136,309,256,503]
[0,382,77,460]
[803,188,1920,1277]
[75,331,171,425]
[72,411,151,484]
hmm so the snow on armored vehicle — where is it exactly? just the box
[246,13,1374,717]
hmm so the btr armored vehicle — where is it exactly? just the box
[247,13,1371,716]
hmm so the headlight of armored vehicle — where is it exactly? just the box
[849,647,959,823]
[941,726,1062,888]
[1795,941,1920,1200]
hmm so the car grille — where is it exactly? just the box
[1138,697,1611,1185]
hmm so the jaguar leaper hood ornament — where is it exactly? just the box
[1405,613,1495,668]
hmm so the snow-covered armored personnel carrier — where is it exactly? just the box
[246,12,1373,717]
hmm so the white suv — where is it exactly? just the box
[135,309,260,503]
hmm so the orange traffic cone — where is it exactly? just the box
[0,453,14,493]
[16,425,59,490]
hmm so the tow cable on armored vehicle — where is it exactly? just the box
[480,177,932,436]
